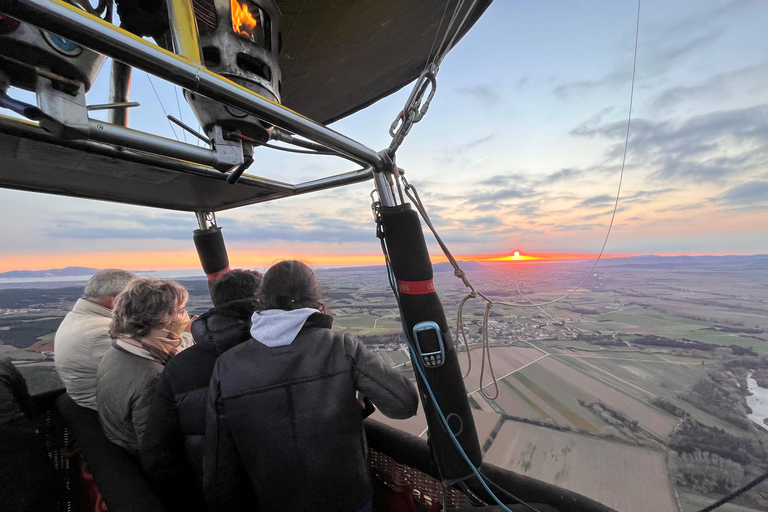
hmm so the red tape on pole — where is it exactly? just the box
[206,266,231,281]
[397,279,435,295]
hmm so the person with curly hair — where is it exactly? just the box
[96,278,191,456]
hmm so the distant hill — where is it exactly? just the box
[0,266,99,278]
[433,260,485,272]
[599,254,768,269]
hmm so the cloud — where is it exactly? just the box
[50,213,375,245]
[552,3,741,101]
[435,133,496,167]
[544,168,583,183]
[484,188,533,202]
[463,216,504,229]
[457,85,502,107]
[663,0,763,37]
[658,31,723,63]
[649,62,768,112]
[553,223,603,232]
[572,104,768,183]
[478,174,528,187]
[623,188,678,204]
[460,173,538,210]
[456,134,495,152]
[552,71,631,99]
[711,181,768,206]
[656,203,705,213]
[580,194,614,208]
[510,201,541,218]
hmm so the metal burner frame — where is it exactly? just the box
[0,0,394,208]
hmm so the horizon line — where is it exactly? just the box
[0,251,766,273]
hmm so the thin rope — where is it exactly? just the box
[479,301,499,399]
[436,0,480,67]
[146,73,180,141]
[173,85,187,143]
[457,293,474,378]
[422,0,454,74]
[433,0,464,69]
[510,0,640,308]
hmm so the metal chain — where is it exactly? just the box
[388,63,438,158]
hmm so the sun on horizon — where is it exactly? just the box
[483,250,540,262]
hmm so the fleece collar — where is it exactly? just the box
[250,308,320,348]
[73,298,113,318]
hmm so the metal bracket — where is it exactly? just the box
[195,211,217,230]
[36,77,89,139]
[210,125,245,171]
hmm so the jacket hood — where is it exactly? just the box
[250,308,322,348]
[191,298,258,355]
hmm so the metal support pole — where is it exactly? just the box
[87,119,241,171]
[373,150,397,206]
[166,0,203,64]
[108,60,132,126]
[195,211,211,230]
[373,171,396,207]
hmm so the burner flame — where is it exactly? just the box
[230,0,258,40]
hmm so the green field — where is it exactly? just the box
[511,371,600,433]
[571,305,768,353]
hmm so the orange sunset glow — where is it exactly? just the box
[478,251,636,263]
[0,251,388,273]
[0,250,670,273]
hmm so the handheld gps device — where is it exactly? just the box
[412,321,446,368]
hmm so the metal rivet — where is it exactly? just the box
[96,124,103,130]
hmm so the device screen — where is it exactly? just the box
[416,327,441,353]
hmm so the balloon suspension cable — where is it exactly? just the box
[386,0,480,159]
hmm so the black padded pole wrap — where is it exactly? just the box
[380,204,482,483]
[193,226,231,280]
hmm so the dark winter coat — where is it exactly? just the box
[204,311,419,512]
[140,298,257,512]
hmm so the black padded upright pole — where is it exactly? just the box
[193,225,230,297]
[380,203,482,483]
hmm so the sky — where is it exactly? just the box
[2,0,768,272]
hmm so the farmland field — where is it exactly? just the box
[460,346,681,439]
[536,357,679,438]
[4,257,768,512]
[459,346,544,394]
[484,421,677,512]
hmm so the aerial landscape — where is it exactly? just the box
[2,255,767,512]
[1,1,767,511]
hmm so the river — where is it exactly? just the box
[746,371,768,432]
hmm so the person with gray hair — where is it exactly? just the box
[54,269,136,410]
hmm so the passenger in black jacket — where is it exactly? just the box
[204,260,419,512]
[141,269,262,512]
[0,356,57,512]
